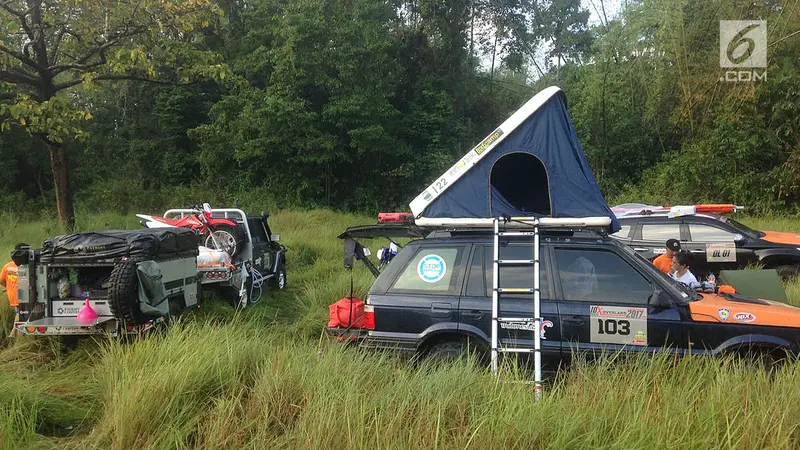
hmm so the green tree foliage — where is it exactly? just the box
[0,0,229,229]
[1,0,799,219]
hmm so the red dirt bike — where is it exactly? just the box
[136,203,245,257]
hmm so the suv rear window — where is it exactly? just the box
[389,245,466,294]
[463,244,550,298]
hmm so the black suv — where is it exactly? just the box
[328,225,800,368]
[611,212,800,280]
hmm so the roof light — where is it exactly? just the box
[378,212,413,224]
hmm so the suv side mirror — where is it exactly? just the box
[733,233,745,243]
[270,234,280,242]
[649,289,671,309]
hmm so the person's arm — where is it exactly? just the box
[0,264,7,288]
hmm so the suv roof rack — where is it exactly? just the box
[425,227,606,239]
[413,216,613,229]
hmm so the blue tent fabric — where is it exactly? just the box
[422,92,621,233]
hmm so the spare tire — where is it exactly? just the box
[109,259,149,325]
[204,225,246,258]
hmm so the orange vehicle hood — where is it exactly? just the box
[761,230,800,246]
[689,293,800,328]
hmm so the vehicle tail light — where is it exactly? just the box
[36,327,46,333]
[363,304,375,330]
[25,326,36,333]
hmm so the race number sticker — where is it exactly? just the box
[417,254,447,283]
[590,305,648,346]
[706,243,736,262]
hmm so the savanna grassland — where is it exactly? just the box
[1,210,800,450]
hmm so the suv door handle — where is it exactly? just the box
[633,248,649,251]
[562,315,586,325]
[431,302,452,315]
[463,310,483,319]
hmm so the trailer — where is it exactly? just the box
[12,228,201,337]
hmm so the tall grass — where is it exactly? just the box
[0,211,799,449]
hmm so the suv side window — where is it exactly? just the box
[465,245,485,297]
[390,245,466,294]
[641,223,681,241]
[688,224,734,242]
[465,244,550,298]
[611,225,631,239]
[554,248,652,304]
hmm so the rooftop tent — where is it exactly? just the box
[409,86,620,233]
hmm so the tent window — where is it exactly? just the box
[490,153,551,216]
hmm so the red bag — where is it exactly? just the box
[328,297,366,328]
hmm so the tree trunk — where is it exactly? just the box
[47,140,75,231]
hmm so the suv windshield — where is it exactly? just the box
[721,217,765,239]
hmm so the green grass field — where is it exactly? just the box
[1,210,800,449]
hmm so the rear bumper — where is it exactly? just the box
[13,316,165,337]
[326,327,419,354]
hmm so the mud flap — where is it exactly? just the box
[136,261,170,316]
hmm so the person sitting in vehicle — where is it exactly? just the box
[566,255,597,299]
[670,251,700,289]
[653,239,681,274]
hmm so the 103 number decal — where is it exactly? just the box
[596,318,631,335]
[590,305,647,346]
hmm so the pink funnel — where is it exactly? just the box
[77,298,99,324]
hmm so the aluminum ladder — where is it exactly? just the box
[491,216,543,400]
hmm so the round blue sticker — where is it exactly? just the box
[418,254,447,283]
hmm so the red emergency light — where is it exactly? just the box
[690,204,743,213]
[377,212,413,223]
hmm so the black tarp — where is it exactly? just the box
[40,228,200,263]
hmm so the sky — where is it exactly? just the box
[476,0,625,75]
[585,0,624,27]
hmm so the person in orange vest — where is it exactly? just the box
[1,244,27,319]
[653,239,681,274]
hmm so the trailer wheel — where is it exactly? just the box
[109,259,149,326]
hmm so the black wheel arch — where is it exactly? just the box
[417,328,490,355]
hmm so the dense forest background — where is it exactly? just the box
[2,0,799,229]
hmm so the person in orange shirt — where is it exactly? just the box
[1,244,27,319]
[653,239,681,274]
